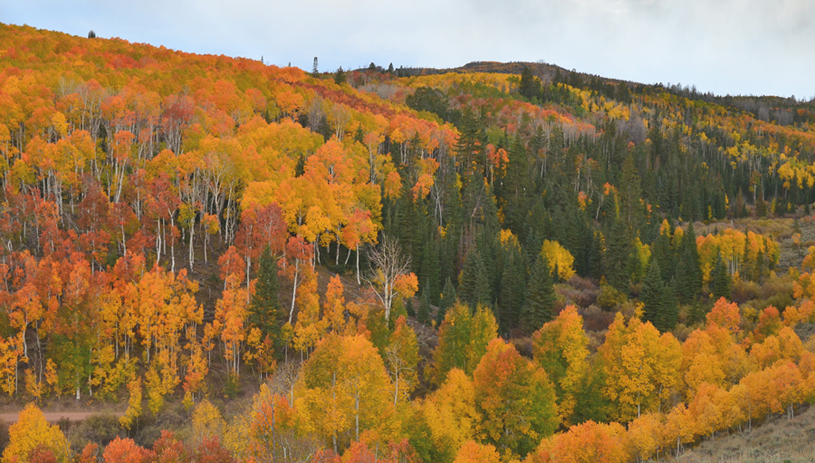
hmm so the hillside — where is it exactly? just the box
[677,404,815,463]
[4,21,815,463]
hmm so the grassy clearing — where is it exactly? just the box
[677,404,815,463]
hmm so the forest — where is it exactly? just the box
[1,22,815,463]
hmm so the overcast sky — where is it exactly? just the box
[2,0,813,99]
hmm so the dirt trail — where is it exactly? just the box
[0,411,123,423]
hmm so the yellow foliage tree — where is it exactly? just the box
[2,403,69,463]
[599,314,682,421]
[120,374,143,430]
[540,240,576,281]
[191,398,226,442]
[532,306,589,426]
[452,440,501,463]
[298,334,395,452]
[422,368,478,462]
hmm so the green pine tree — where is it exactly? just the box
[248,246,285,354]
[498,243,526,332]
[417,285,431,325]
[603,214,632,294]
[651,224,676,283]
[437,277,457,325]
[459,249,491,309]
[519,67,541,100]
[641,259,664,329]
[521,256,556,332]
[711,254,731,301]
[334,66,347,85]
[741,235,752,281]
[658,282,679,332]
[454,110,486,178]
[419,235,441,304]
[619,155,644,236]
[501,134,531,236]
[675,222,702,304]
[754,246,766,283]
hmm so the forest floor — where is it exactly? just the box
[676,404,815,463]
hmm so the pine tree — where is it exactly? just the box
[459,249,491,309]
[619,155,644,236]
[419,235,441,304]
[711,254,731,300]
[754,245,766,283]
[524,226,544,270]
[476,229,501,304]
[519,67,541,100]
[248,246,284,354]
[502,135,531,236]
[651,223,676,283]
[437,277,457,325]
[406,298,417,317]
[641,259,663,328]
[417,285,431,325]
[455,110,486,178]
[675,222,702,304]
[462,174,500,234]
[498,244,526,332]
[741,235,752,281]
[334,67,347,85]
[658,282,679,331]
[604,214,632,294]
[522,256,556,331]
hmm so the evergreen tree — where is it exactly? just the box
[417,285,431,325]
[441,156,463,232]
[295,154,305,177]
[455,110,486,177]
[521,256,556,331]
[462,173,501,234]
[711,254,731,300]
[529,126,547,193]
[651,223,676,283]
[459,249,491,309]
[334,66,347,85]
[437,277,457,325]
[248,246,285,354]
[406,298,417,317]
[498,243,526,332]
[675,222,702,304]
[603,214,632,294]
[587,231,603,280]
[619,155,644,237]
[754,245,766,283]
[741,235,752,281]
[501,134,531,236]
[419,235,441,304]
[641,259,663,328]
[476,229,502,304]
[641,259,679,332]
[658,282,679,332]
[519,67,541,100]
[524,227,544,270]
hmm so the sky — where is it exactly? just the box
[2,0,813,99]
